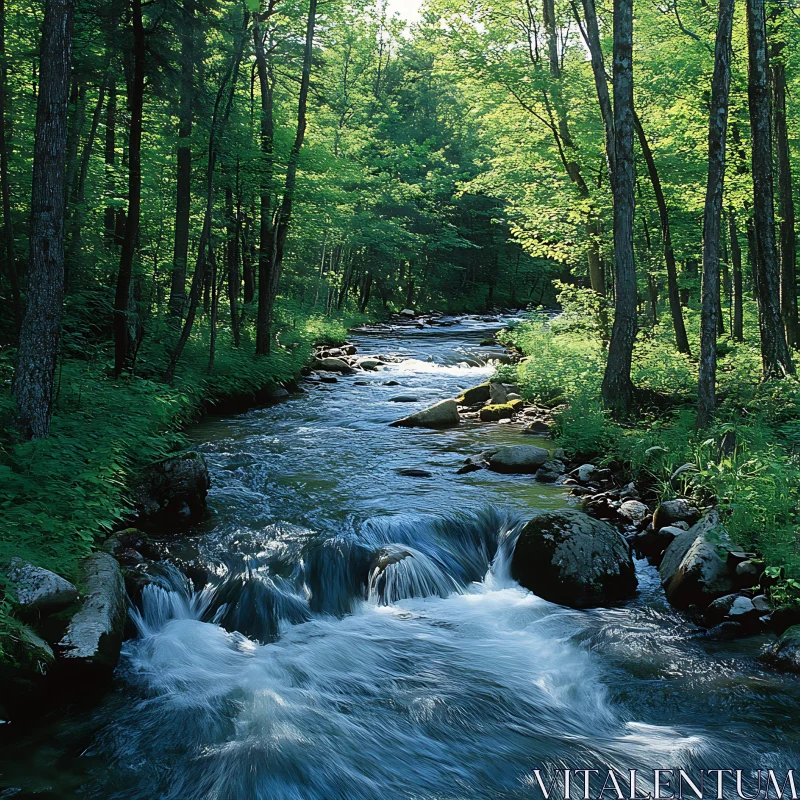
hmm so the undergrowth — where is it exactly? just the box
[499,288,800,598]
[0,307,358,662]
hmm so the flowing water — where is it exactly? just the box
[3,321,800,799]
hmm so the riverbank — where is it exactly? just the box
[494,297,800,622]
[0,313,360,667]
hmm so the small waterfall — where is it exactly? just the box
[129,508,524,644]
[367,545,462,605]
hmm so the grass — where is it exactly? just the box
[0,304,361,663]
[498,288,800,604]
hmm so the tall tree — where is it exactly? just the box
[0,0,19,332]
[168,1,196,318]
[256,0,317,354]
[601,0,636,416]
[12,0,75,438]
[746,0,793,378]
[113,0,145,376]
[729,209,744,341]
[697,0,735,429]
[771,20,797,349]
[163,9,248,382]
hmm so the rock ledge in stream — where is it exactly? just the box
[390,399,460,429]
[511,509,637,608]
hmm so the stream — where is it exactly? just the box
[3,320,800,799]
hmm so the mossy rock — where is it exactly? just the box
[480,401,522,421]
[456,382,491,405]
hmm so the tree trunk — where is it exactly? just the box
[257,0,318,354]
[226,179,241,347]
[253,17,276,355]
[163,12,248,383]
[113,0,145,377]
[169,5,195,318]
[104,78,116,242]
[698,0,734,429]
[746,0,794,378]
[602,0,636,417]
[574,0,615,182]
[12,0,74,439]
[634,111,691,354]
[729,210,744,340]
[0,0,19,332]
[771,37,797,349]
[66,75,106,276]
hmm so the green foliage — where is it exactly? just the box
[502,306,800,586]
[0,308,356,663]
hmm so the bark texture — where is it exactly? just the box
[747,0,793,377]
[13,0,74,438]
[602,0,637,417]
[698,0,734,429]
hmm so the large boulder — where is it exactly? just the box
[652,498,701,532]
[5,559,79,612]
[661,512,738,609]
[133,451,210,530]
[390,399,460,429]
[510,509,637,608]
[312,357,355,374]
[456,382,491,406]
[486,445,550,474]
[760,625,800,673]
[58,553,126,677]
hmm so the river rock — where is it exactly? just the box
[390,399,460,429]
[358,358,383,371]
[265,386,290,400]
[133,451,211,530]
[479,401,522,422]
[522,420,551,435]
[510,509,637,608]
[634,524,682,559]
[652,499,701,532]
[535,460,565,483]
[573,464,599,484]
[5,559,79,612]
[662,513,738,609]
[489,383,508,404]
[456,382,491,406]
[486,445,550,474]
[734,559,763,588]
[619,500,649,524]
[312,357,355,374]
[390,396,420,403]
[58,553,126,676]
[760,625,800,673]
[396,468,433,478]
[0,626,55,712]
[704,593,760,629]
[658,512,718,589]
